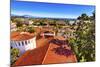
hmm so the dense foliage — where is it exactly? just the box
[77,13,90,20]
[69,13,95,62]
[26,26,35,33]
[11,48,20,65]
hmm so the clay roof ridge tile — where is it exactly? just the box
[41,43,51,64]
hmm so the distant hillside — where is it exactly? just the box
[11,14,76,20]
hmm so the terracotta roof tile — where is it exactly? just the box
[13,37,77,66]
[42,43,77,64]
[11,32,35,41]
[13,44,49,66]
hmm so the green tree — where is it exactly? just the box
[16,21,23,27]
[92,11,95,19]
[26,26,35,33]
[11,48,20,65]
[77,13,90,20]
[90,11,95,20]
[69,14,95,62]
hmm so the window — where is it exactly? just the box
[19,42,20,46]
[25,41,27,45]
[15,42,17,47]
[22,41,24,46]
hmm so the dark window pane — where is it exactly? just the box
[22,42,24,46]
[19,42,20,46]
[25,41,27,45]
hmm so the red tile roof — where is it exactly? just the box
[42,43,77,64]
[13,43,49,66]
[11,32,35,41]
[13,36,77,66]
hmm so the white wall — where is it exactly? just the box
[11,36,36,55]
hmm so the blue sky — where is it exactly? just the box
[11,0,95,19]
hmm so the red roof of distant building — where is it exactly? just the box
[11,32,35,41]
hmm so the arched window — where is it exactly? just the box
[25,41,27,45]
[15,42,17,47]
[19,42,20,46]
[22,41,24,46]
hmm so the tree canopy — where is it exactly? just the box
[69,13,95,62]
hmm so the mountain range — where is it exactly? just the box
[11,14,76,20]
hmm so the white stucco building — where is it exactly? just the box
[40,31,55,38]
[23,19,33,25]
[11,23,17,31]
[11,32,36,55]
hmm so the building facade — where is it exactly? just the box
[11,32,36,55]
[11,23,17,31]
